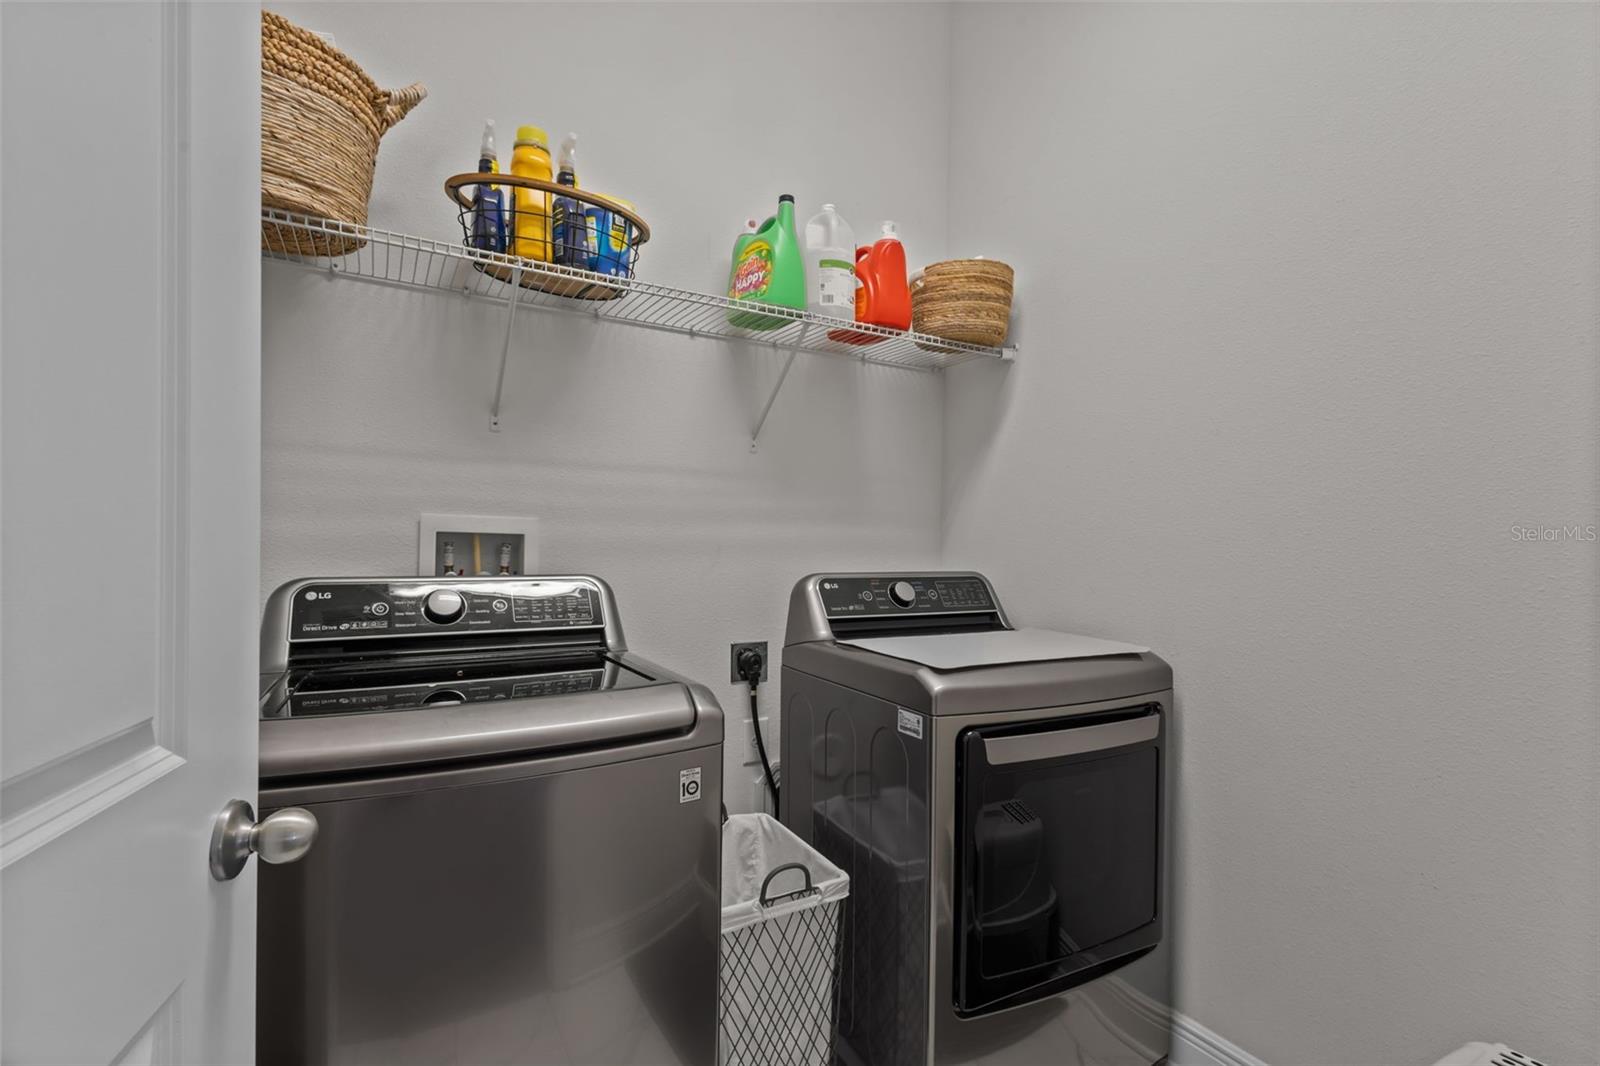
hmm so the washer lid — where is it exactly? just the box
[837,626,1148,671]
[259,679,697,780]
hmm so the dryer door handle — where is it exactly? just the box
[982,712,1158,766]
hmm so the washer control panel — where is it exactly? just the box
[818,575,995,618]
[289,579,602,641]
[281,670,604,717]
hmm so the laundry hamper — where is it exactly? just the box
[720,813,849,1066]
[1434,1043,1548,1066]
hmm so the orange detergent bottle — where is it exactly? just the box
[829,220,911,344]
[856,221,911,329]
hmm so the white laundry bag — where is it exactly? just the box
[719,813,849,1066]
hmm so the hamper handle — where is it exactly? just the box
[378,82,427,133]
[760,862,819,907]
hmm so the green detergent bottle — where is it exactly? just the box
[727,194,805,330]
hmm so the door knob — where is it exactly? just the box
[209,799,318,881]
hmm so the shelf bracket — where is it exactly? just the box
[489,268,522,432]
[750,324,811,452]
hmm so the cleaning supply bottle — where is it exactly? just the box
[606,197,636,277]
[727,194,805,330]
[726,217,758,293]
[854,220,911,330]
[551,133,584,268]
[803,204,856,319]
[509,125,553,262]
[471,120,506,254]
[585,195,635,277]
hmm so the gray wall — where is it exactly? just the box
[262,2,953,814]
[942,4,1599,1063]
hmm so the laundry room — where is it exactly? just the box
[1,3,1596,1066]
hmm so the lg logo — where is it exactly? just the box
[303,590,332,601]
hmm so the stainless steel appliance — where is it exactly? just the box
[780,573,1173,1066]
[257,576,723,1066]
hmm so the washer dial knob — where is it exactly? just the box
[889,581,917,608]
[423,589,466,625]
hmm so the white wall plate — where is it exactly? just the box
[418,513,541,577]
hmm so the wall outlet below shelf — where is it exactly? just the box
[743,721,773,766]
[750,766,779,817]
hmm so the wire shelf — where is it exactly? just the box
[261,210,1014,372]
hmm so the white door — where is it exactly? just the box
[1,2,262,1063]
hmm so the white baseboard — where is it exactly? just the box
[1170,1010,1269,1066]
[1081,976,1168,1062]
[1093,976,1267,1066]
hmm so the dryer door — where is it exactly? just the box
[954,705,1163,1016]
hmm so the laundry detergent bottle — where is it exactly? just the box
[854,220,911,331]
[586,195,635,277]
[509,125,553,262]
[727,194,805,330]
[803,203,856,319]
[725,217,758,295]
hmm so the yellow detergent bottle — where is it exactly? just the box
[510,125,552,261]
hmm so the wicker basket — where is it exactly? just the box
[910,258,1014,350]
[261,10,425,256]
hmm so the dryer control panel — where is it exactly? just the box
[818,575,995,618]
[287,578,604,641]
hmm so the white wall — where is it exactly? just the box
[262,1,953,812]
[943,4,1599,1064]
[264,3,1600,1059]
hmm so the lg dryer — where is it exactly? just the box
[781,572,1173,1066]
[257,575,723,1066]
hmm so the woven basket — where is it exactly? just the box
[911,258,1014,350]
[261,10,425,256]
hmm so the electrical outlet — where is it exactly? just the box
[729,641,769,684]
[751,765,779,817]
[744,718,773,765]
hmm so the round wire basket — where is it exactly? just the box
[444,173,650,301]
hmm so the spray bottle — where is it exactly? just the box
[551,133,585,267]
[471,120,506,253]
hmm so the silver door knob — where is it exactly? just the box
[209,799,318,881]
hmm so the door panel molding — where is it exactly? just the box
[110,984,180,1066]
[0,719,184,867]
[157,0,191,762]
[0,1,191,866]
